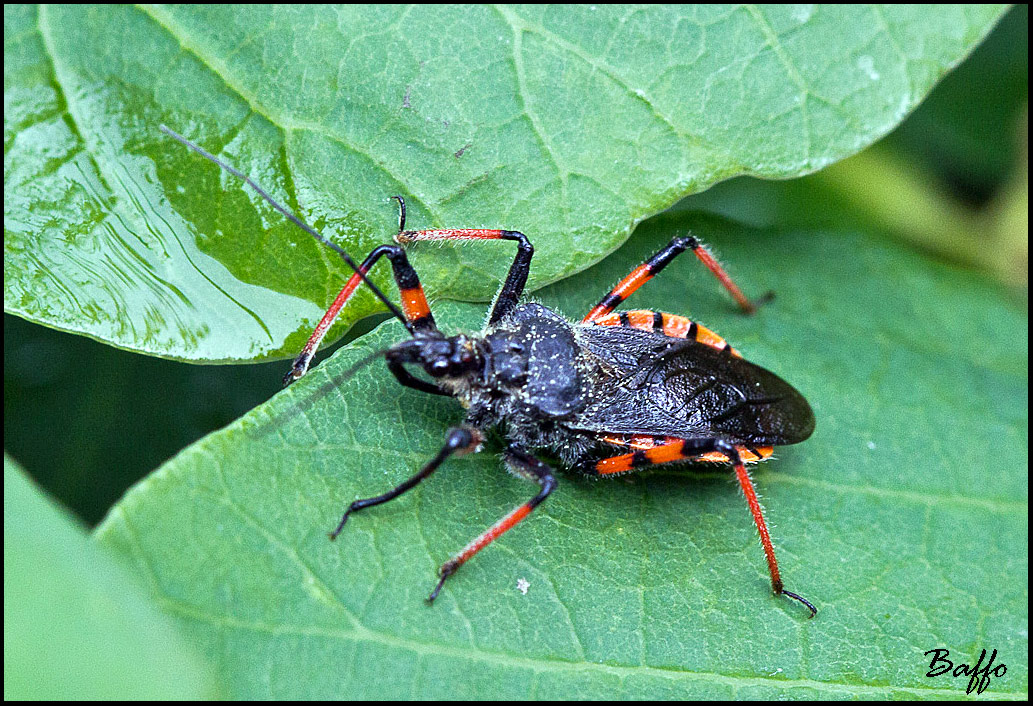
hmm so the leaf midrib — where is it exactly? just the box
[139,581,1026,699]
[112,474,1023,698]
[106,457,1027,699]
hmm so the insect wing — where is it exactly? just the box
[574,326,814,446]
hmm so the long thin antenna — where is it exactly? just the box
[159,125,412,332]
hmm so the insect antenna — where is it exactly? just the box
[159,125,412,332]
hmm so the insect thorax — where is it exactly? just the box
[448,303,606,462]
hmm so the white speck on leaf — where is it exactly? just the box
[858,55,880,81]
[791,5,815,23]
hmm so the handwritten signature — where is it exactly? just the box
[924,648,1007,695]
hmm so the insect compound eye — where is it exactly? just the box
[427,358,451,376]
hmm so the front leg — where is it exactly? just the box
[392,196,534,325]
[284,243,438,386]
[329,426,481,539]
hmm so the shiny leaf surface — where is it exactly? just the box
[4,4,1007,360]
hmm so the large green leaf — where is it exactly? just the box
[94,211,1027,699]
[4,4,1007,361]
[3,455,216,699]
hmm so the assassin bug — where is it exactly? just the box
[162,126,817,616]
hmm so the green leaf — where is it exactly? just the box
[880,4,1028,199]
[4,4,1007,361]
[94,211,1027,699]
[3,454,217,699]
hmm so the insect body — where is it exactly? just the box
[162,126,817,616]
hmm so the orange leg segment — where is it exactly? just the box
[283,244,435,386]
[390,197,534,327]
[587,436,815,617]
[583,235,760,323]
[427,447,556,603]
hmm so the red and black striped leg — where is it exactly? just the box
[284,244,437,386]
[582,235,761,323]
[329,426,482,540]
[427,446,556,604]
[586,436,815,617]
[721,442,816,618]
[392,196,533,326]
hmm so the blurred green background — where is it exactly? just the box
[5,5,1027,527]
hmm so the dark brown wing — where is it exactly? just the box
[572,325,814,445]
